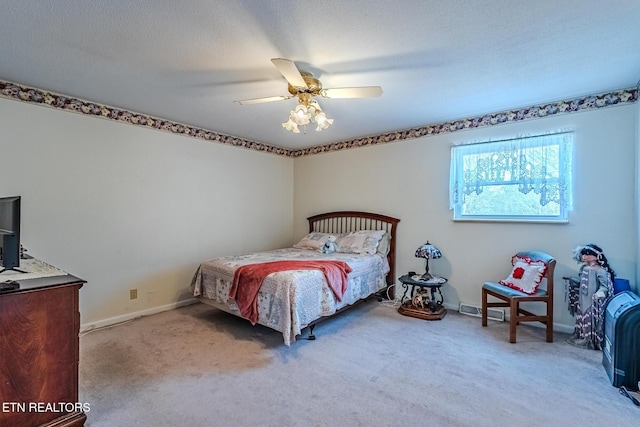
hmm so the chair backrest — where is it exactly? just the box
[515,250,556,295]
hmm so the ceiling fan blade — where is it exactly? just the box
[234,95,291,105]
[271,58,308,89]
[321,86,383,99]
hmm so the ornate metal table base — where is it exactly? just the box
[397,274,447,321]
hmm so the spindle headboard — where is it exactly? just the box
[307,211,400,286]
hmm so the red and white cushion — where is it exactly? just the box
[499,255,547,294]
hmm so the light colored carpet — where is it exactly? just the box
[79,301,638,426]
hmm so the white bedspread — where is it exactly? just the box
[189,248,389,345]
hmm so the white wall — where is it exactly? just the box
[2,94,635,334]
[0,98,294,328]
[636,96,640,287]
[294,104,637,331]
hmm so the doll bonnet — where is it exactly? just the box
[572,243,604,264]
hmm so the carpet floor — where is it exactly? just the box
[79,300,639,426]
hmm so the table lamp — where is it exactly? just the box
[415,241,442,281]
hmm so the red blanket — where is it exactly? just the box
[230,260,353,325]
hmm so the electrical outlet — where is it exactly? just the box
[130,289,137,300]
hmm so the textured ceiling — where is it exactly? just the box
[1,1,639,150]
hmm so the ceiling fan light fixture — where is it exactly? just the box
[314,111,333,131]
[292,104,311,125]
[282,117,300,133]
[235,59,377,134]
[283,98,333,133]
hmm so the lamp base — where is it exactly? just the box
[420,272,434,281]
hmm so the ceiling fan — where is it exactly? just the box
[234,58,383,133]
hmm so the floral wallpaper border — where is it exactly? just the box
[294,88,638,157]
[1,79,637,158]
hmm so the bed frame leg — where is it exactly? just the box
[307,325,316,340]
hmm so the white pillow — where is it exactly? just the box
[335,230,386,255]
[376,232,391,256]
[293,232,334,251]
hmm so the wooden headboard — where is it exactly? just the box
[307,211,400,286]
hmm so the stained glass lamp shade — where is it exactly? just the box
[415,241,442,280]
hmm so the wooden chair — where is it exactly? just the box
[482,251,556,343]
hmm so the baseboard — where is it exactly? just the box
[454,302,575,334]
[443,301,460,311]
[551,323,574,334]
[80,298,200,333]
[458,302,505,321]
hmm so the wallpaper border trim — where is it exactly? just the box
[1,80,637,158]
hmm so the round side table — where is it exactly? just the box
[397,273,447,320]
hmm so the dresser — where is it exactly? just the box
[0,274,86,427]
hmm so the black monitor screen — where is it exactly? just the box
[0,196,21,271]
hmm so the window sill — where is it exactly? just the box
[452,218,569,224]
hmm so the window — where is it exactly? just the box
[449,132,573,222]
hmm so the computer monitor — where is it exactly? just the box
[0,196,23,273]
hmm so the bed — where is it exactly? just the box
[189,211,400,345]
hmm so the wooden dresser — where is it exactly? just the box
[0,274,86,427]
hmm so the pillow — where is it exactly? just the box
[376,232,391,256]
[293,232,335,251]
[335,230,386,255]
[499,256,547,294]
